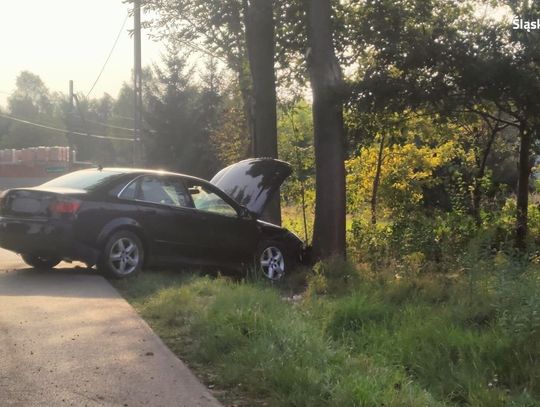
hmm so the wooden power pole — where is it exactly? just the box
[133,0,143,166]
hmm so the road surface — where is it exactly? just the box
[0,248,222,407]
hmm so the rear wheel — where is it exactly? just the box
[21,254,61,270]
[98,230,144,278]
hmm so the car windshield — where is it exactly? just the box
[40,169,125,191]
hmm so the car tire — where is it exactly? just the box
[98,230,144,279]
[255,241,289,281]
[21,254,61,270]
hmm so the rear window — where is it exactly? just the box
[40,169,125,191]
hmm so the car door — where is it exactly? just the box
[121,174,206,262]
[183,179,259,264]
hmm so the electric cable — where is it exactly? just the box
[86,13,129,98]
[0,113,136,141]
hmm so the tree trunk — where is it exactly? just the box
[516,126,531,250]
[245,0,281,225]
[306,0,347,260]
[472,125,498,225]
[237,64,255,157]
[371,134,385,225]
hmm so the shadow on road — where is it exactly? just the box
[0,266,118,299]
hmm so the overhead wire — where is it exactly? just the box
[0,113,136,142]
[69,114,156,133]
[75,116,135,132]
[86,13,129,99]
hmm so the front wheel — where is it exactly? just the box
[21,254,61,270]
[256,242,288,281]
[98,230,144,278]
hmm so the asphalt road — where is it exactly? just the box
[0,248,222,407]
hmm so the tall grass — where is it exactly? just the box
[115,254,540,406]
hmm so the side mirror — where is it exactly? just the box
[238,206,252,219]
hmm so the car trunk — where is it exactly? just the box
[0,187,86,219]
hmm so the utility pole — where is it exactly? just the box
[69,80,74,111]
[133,0,143,167]
[67,80,74,157]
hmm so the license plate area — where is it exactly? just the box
[11,198,42,213]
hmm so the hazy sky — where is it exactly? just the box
[0,0,164,107]
[0,1,513,109]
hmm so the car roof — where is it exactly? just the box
[79,167,211,184]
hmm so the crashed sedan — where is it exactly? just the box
[0,158,304,279]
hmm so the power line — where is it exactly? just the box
[74,115,156,133]
[76,116,134,132]
[0,113,136,142]
[86,14,129,99]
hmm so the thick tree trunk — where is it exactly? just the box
[245,0,281,225]
[516,126,531,250]
[371,134,385,225]
[306,0,347,259]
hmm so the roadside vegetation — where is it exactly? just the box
[3,0,540,404]
[115,219,540,406]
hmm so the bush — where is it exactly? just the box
[306,257,363,296]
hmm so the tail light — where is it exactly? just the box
[49,198,81,215]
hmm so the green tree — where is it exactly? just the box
[305,0,347,259]
[2,71,66,148]
[138,0,284,221]
[143,50,220,178]
[347,0,540,248]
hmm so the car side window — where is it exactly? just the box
[131,176,190,208]
[186,182,238,217]
[118,179,137,200]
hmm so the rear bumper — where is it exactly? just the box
[0,217,99,264]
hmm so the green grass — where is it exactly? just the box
[113,260,540,407]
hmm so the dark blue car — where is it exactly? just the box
[0,158,304,279]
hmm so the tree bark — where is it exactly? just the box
[371,134,385,225]
[306,0,347,259]
[244,0,281,225]
[515,125,531,250]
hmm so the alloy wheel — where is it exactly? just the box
[260,246,285,280]
[108,237,140,276]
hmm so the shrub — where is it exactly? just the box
[306,257,363,297]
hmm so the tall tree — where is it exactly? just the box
[143,50,220,178]
[244,0,278,158]
[305,0,347,259]
[139,0,253,146]
[2,71,66,148]
[244,0,281,223]
[139,0,282,222]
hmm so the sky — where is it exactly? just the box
[0,0,164,107]
[0,1,514,110]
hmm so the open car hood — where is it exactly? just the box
[210,158,292,217]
